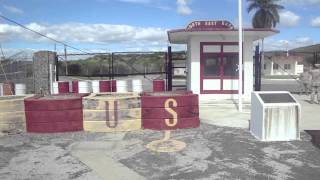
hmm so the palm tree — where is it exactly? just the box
[247,0,284,28]
[247,0,284,90]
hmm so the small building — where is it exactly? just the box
[263,52,304,76]
[167,20,278,101]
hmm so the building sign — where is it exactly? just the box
[186,20,234,31]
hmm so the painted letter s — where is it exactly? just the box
[164,98,178,127]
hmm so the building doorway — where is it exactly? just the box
[200,42,240,94]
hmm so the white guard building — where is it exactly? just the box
[168,20,278,101]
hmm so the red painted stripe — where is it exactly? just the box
[141,94,198,108]
[25,109,82,123]
[142,117,200,130]
[24,97,83,111]
[27,121,83,133]
[142,106,199,119]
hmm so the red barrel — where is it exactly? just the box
[153,80,165,92]
[111,80,117,92]
[3,81,14,95]
[24,94,86,133]
[58,81,70,94]
[72,80,79,93]
[99,80,111,92]
[141,91,199,130]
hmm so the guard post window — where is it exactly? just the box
[284,64,291,70]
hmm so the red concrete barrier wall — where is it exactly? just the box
[153,80,165,92]
[141,91,199,130]
[24,94,86,133]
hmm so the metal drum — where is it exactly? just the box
[3,81,14,95]
[153,79,165,92]
[78,81,91,93]
[117,80,128,93]
[15,83,27,95]
[132,79,143,93]
[0,83,3,96]
[92,80,100,93]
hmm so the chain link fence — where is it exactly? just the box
[0,51,34,93]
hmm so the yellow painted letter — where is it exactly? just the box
[164,98,178,127]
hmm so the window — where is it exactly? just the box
[223,55,239,76]
[204,56,220,76]
[284,64,291,70]
[264,64,267,70]
[273,63,279,70]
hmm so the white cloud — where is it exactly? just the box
[281,0,320,5]
[3,5,23,14]
[0,22,169,51]
[311,17,320,27]
[279,10,300,27]
[176,0,192,16]
[264,37,314,51]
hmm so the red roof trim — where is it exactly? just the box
[168,28,279,34]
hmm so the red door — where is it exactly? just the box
[200,42,240,94]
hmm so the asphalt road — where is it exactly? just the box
[261,78,302,93]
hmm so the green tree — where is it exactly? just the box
[247,0,284,28]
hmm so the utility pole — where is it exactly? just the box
[64,45,68,76]
[238,0,243,112]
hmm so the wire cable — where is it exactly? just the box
[0,14,91,55]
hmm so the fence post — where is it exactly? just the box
[111,52,114,79]
[165,52,168,90]
[167,46,172,91]
[254,45,261,91]
[55,55,59,81]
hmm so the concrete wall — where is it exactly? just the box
[187,35,254,101]
[263,55,303,76]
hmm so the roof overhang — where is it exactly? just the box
[168,28,279,44]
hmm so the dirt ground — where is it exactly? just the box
[1,124,320,180]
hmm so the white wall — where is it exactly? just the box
[262,56,303,76]
[187,35,254,101]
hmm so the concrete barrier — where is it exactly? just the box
[0,95,34,133]
[141,91,199,130]
[24,94,87,133]
[82,93,141,132]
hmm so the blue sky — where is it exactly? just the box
[0,0,320,55]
